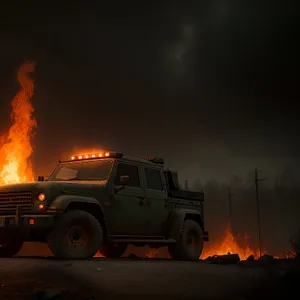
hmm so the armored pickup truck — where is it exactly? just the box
[0,151,209,260]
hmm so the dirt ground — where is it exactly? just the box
[0,257,269,300]
[0,242,298,300]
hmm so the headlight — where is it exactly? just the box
[38,204,45,210]
[38,193,46,201]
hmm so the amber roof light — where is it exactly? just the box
[67,151,123,162]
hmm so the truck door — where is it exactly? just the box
[108,161,149,235]
[143,166,169,236]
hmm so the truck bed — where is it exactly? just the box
[169,189,204,201]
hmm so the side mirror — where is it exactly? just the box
[38,176,45,182]
[120,175,129,185]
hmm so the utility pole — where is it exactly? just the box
[227,187,233,230]
[254,168,267,258]
[184,180,188,190]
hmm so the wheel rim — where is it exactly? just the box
[65,225,88,249]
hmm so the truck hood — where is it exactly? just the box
[0,182,38,193]
[0,180,107,193]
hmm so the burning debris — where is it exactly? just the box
[0,61,36,185]
[205,253,240,264]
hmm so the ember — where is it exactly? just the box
[0,61,36,185]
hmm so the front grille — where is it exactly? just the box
[0,191,33,215]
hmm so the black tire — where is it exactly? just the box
[0,229,24,258]
[47,210,103,260]
[99,243,127,258]
[168,219,203,261]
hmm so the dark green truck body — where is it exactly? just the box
[0,153,208,258]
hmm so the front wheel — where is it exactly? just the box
[47,210,103,260]
[0,229,24,257]
[99,243,127,258]
[168,219,203,261]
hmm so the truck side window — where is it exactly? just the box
[145,168,163,191]
[114,163,141,187]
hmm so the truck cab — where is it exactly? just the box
[0,151,208,260]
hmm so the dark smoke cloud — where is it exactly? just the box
[0,1,299,182]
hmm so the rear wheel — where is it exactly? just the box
[47,210,103,260]
[99,243,127,258]
[168,219,203,261]
[0,229,24,257]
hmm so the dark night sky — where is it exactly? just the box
[0,0,299,183]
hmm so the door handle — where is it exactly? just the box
[138,197,151,206]
[164,200,168,207]
[138,197,146,205]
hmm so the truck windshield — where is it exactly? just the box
[48,160,113,181]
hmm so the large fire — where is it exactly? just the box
[0,61,36,185]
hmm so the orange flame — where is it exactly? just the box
[201,224,260,260]
[0,61,37,185]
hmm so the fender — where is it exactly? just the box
[166,209,204,240]
[48,195,104,212]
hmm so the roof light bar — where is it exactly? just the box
[68,151,123,162]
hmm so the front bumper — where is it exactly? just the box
[0,213,55,229]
